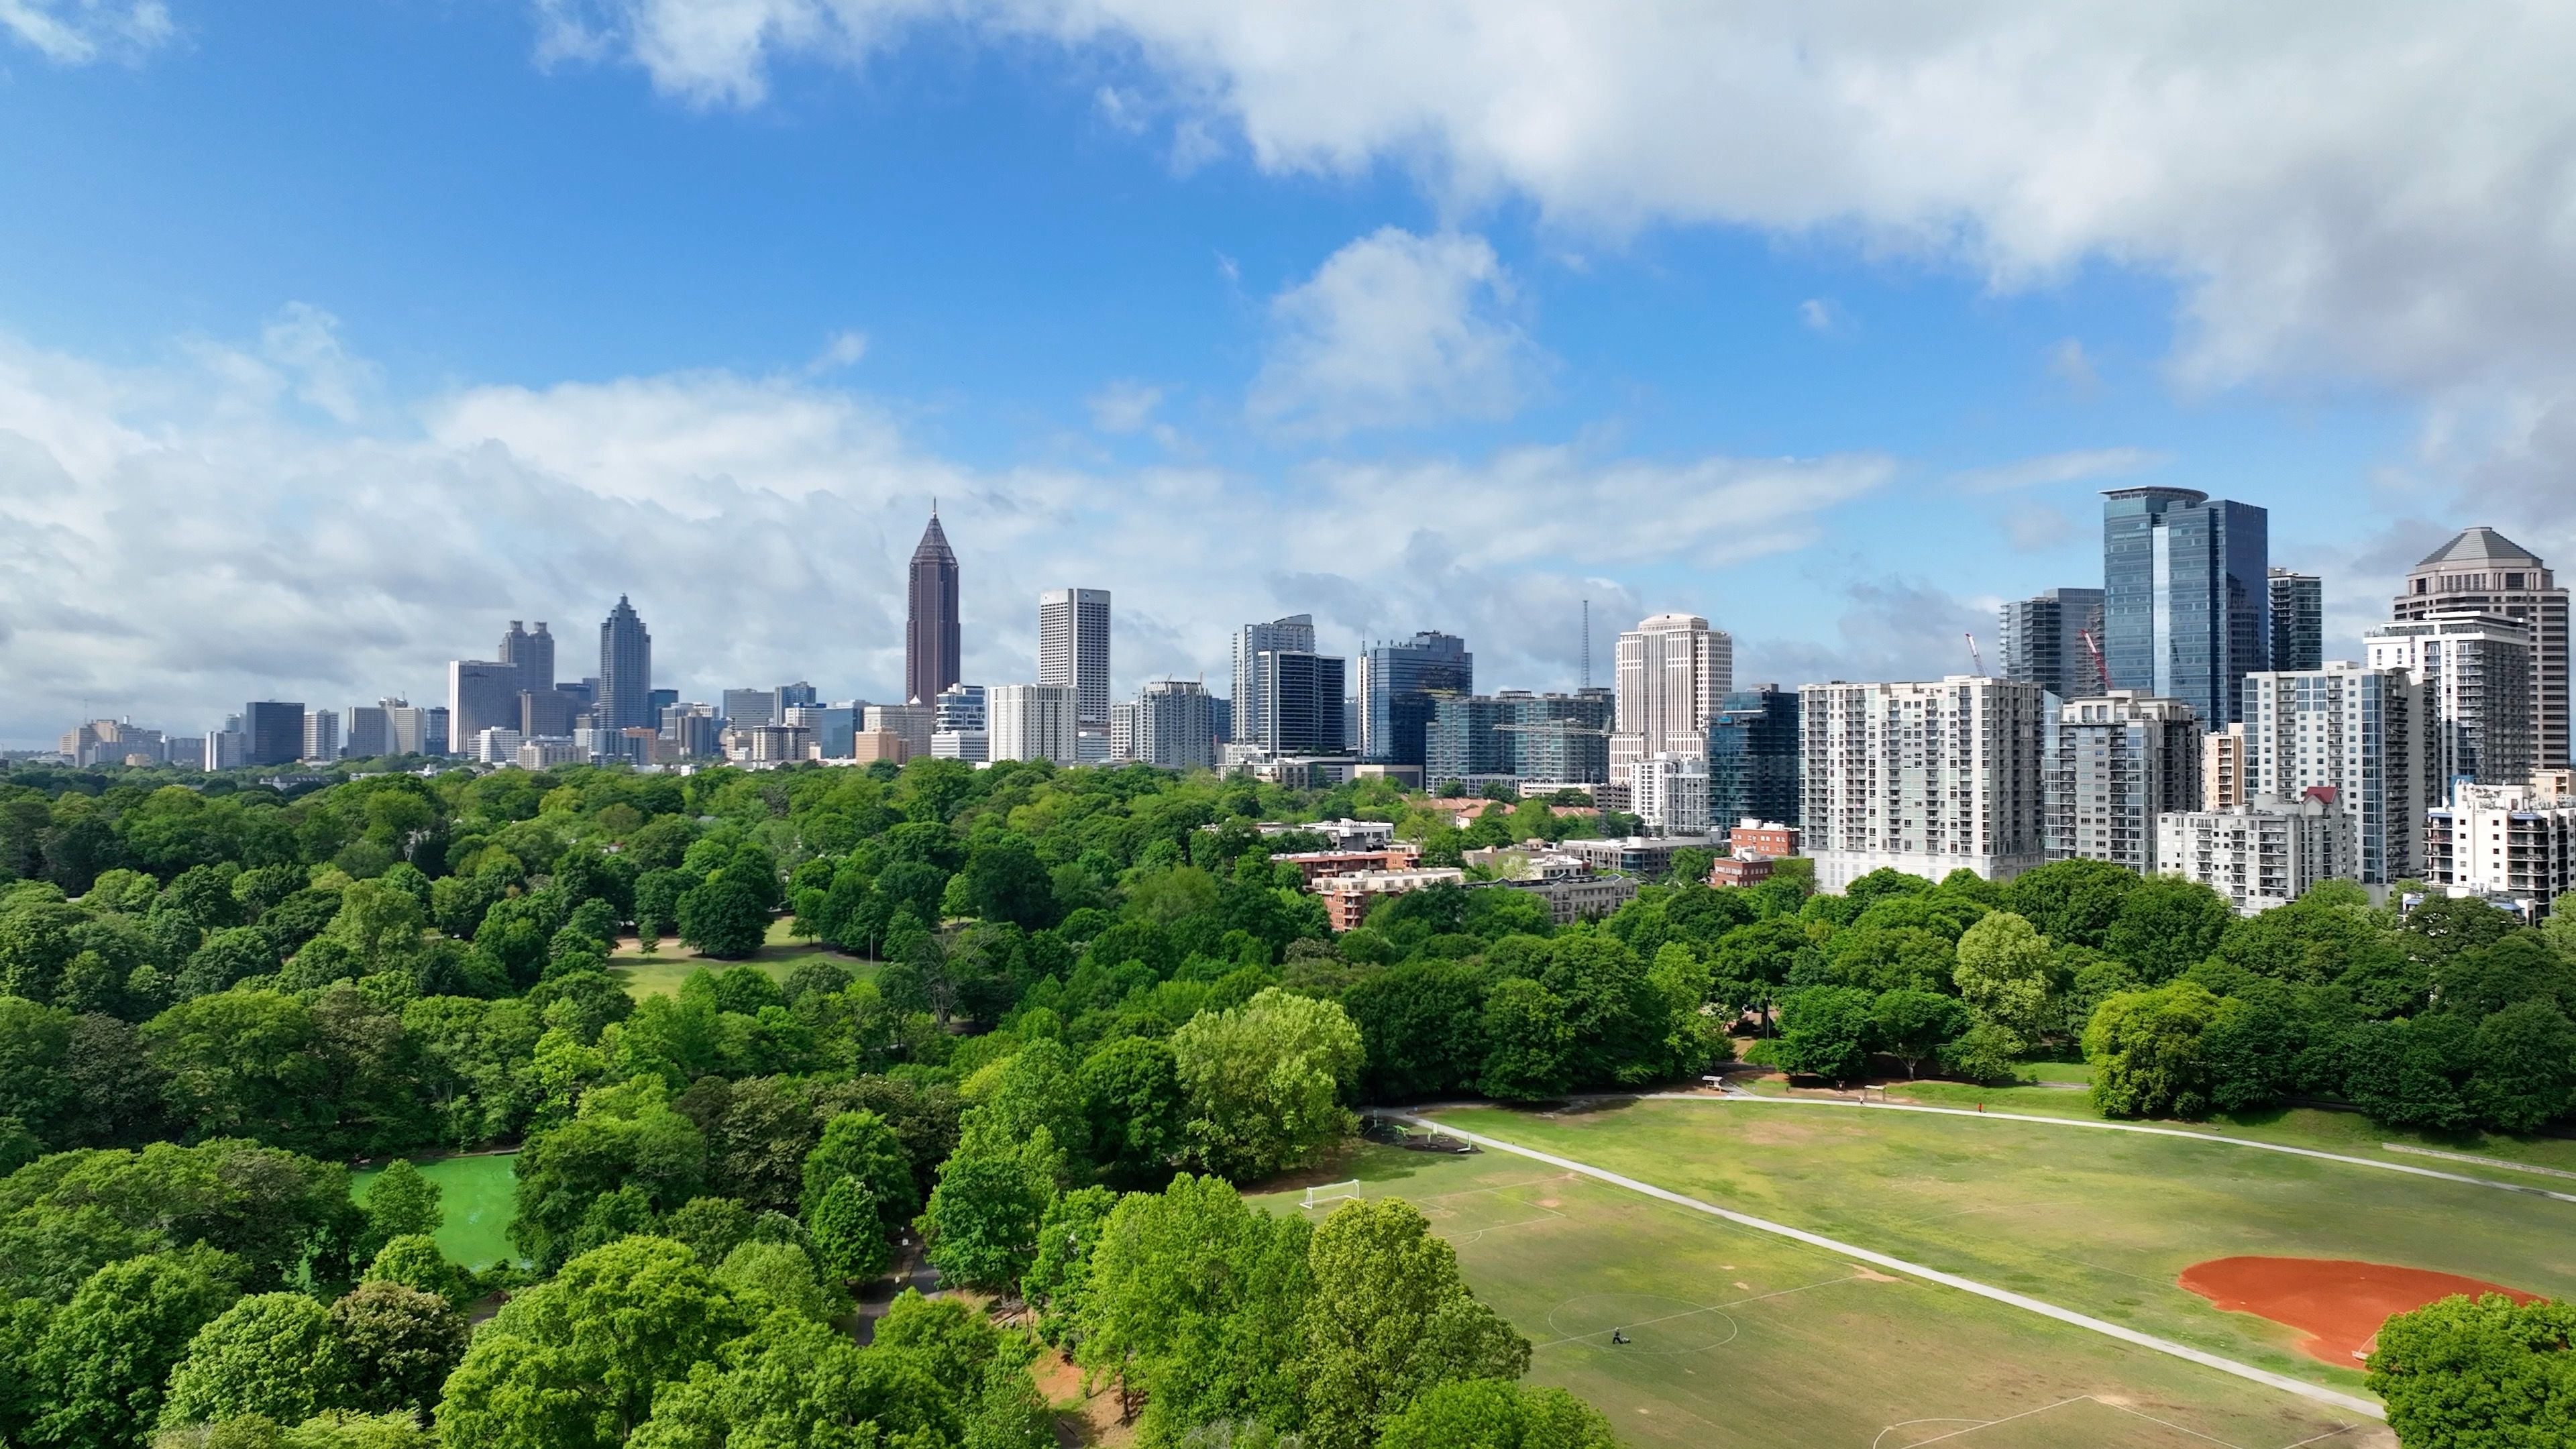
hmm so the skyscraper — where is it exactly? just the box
[2045,691,2202,873]
[501,621,555,697]
[1132,679,1218,770]
[2243,663,2438,883]
[1998,588,2106,700]
[1232,614,1317,748]
[345,706,390,760]
[244,700,303,767]
[598,596,654,732]
[302,709,341,763]
[1610,612,1732,785]
[1357,631,1473,767]
[1038,588,1112,730]
[1255,651,1347,755]
[1706,687,1801,828]
[990,683,1079,765]
[2394,527,2571,768]
[2364,614,2535,792]
[906,511,961,704]
[2102,487,2269,727]
[2267,570,2324,673]
[1801,677,2050,891]
[1426,690,1614,788]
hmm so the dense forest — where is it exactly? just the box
[0,754,2570,1447]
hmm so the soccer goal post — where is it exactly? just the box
[1302,1180,1362,1209]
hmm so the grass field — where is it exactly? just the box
[1254,1142,2394,1448]
[353,1152,521,1269]
[1413,1099,2576,1399]
[608,918,876,999]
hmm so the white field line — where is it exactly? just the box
[1389,1112,2385,1421]
[1641,1093,2576,1206]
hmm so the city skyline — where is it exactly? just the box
[7,9,2567,744]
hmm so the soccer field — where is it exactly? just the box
[354,1151,521,1269]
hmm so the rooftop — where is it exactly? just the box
[2415,525,2543,570]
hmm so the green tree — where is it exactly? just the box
[798,1110,916,1222]
[1771,985,1875,1084]
[808,1177,890,1283]
[2366,1292,2576,1448]
[360,1161,441,1248]
[435,1236,748,1449]
[917,1131,1063,1291]
[1293,1199,1529,1449]
[1077,1036,1188,1184]
[1374,1379,1619,1449]
[1870,989,1970,1078]
[1021,1184,1118,1348]
[161,1293,352,1430]
[713,1240,844,1326]
[1937,1020,2026,1084]
[2102,876,2231,983]
[2467,1000,2576,1132]
[1475,978,1571,1102]
[675,879,767,961]
[2084,980,2222,1118]
[510,1091,708,1272]
[328,1281,468,1418]
[2000,858,2137,949]
[27,1248,243,1449]
[361,1236,474,1308]
[1171,989,1362,1179]
[1952,910,2055,1040]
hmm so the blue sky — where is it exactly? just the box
[1,1,2564,741]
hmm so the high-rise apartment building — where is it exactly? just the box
[1232,614,1318,748]
[1631,755,1711,836]
[1998,588,2107,700]
[2103,487,2269,727]
[990,683,1079,765]
[2204,723,2247,810]
[2365,614,2535,793]
[906,511,962,704]
[204,730,246,770]
[303,709,341,762]
[1131,679,1218,770]
[1800,677,2050,892]
[933,684,987,733]
[1356,631,1474,767]
[2157,794,2356,916]
[2267,570,2324,673]
[598,596,654,732]
[1706,687,1801,829]
[1254,651,1348,756]
[1611,612,1733,785]
[1037,588,1112,730]
[2394,527,2571,769]
[1424,690,1614,788]
[2045,691,2203,873]
[2424,782,2576,916]
[244,701,305,767]
[2241,663,2440,884]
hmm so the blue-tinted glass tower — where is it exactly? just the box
[1706,687,1801,826]
[2102,487,2267,727]
[1357,631,1472,767]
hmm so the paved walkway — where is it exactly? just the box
[1387,1109,2386,1421]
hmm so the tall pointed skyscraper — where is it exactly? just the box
[906,509,962,704]
[598,596,654,731]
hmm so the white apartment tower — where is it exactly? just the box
[2241,663,2440,884]
[1611,612,1733,787]
[2424,782,2576,916]
[1800,676,2050,892]
[1038,588,1112,729]
[1631,754,1712,837]
[2157,794,2357,916]
[989,683,1079,766]
[2047,691,2204,873]
[2204,723,2247,810]
[2364,614,2535,795]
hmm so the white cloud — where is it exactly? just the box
[0,0,172,64]
[2002,502,2075,553]
[1799,298,1847,334]
[1248,228,1545,437]
[2049,338,2098,392]
[1954,445,2165,494]
[806,329,868,373]
[1085,379,1164,434]
[0,315,1880,743]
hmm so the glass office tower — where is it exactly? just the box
[2103,487,2269,728]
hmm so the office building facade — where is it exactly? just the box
[906,511,962,704]
[1611,612,1733,787]
[2395,527,2571,769]
[302,710,341,762]
[1424,690,1614,788]
[2267,570,2324,674]
[1232,614,1317,748]
[1800,677,2050,892]
[1356,631,1473,767]
[345,706,390,760]
[597,596,654,731]
[2241,664,2439,884]
[1631,754,1711,836]
[2046,691,2202,872]
[1037,588,1112,730]
[447,659,519,750]
[990,683,1079,765]
[1999,587,2108,700]
[1254,650,1347,755]
[2365,614,2535,792]
[1706,687,1801,829]
[2102,487,2269,727]
[244,701,305,767]
[2204,723,2247,810]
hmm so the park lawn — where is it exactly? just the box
[1421,1098,2576,1398]
[1251,1144,2386,1449]
[609,918,877,999]
[354,1152,521,1269]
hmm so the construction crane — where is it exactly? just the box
[1964,632,1986,676]
[2079,629,2112,692]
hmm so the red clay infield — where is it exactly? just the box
[2179,1256,2537,1365]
